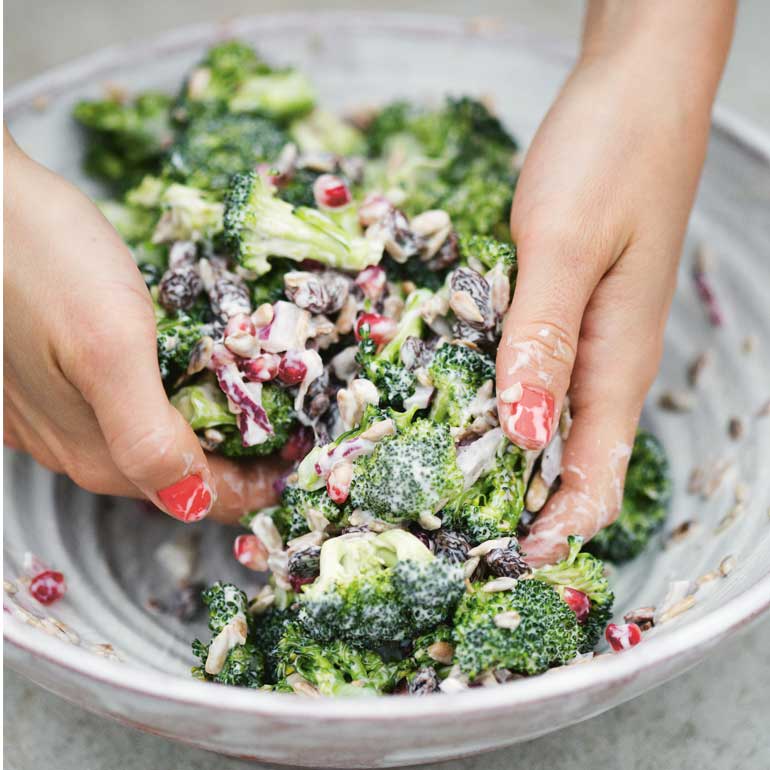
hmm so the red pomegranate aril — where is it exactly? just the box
[277,352,308,385]
[562,587,591,623]
[29,570,66,605]
[233,535,270,572]
[241,354,281,382]
[313,174,352,209]
[355,265,387,302]
[354,313,398,344]
[605,622,643,652]
[327,478,350,504]
[280,426,315,462]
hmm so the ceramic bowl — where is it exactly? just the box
[4,12,770,768]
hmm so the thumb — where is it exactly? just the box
[73,310,216,523]
[496,243,597,450]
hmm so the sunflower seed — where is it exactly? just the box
[658,389,695,412]
[623,606,655,631]
[656,595,696,624]
[427,641,455,664]
[687,350,713,387]
[418,511,443,531]
[482,577,518,593]
[468,537,514,557]
[525,472,550,513]
[719,554,737,577]
[666,519,698,545]
[493,610,522,630]
[463,556,481,579]
[287,673,321,696]
[728,417,745,440]
[715,503,743,534]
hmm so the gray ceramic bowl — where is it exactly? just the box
[4,12,770,769]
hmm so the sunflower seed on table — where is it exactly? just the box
[727,417,745,440]
[656,595,696,624]
[658,389,695,412]
[666,519,698,545]
[734,481,749,503]
[687,350,713,387]
[719,554,737,576]
[715,503,743,534]
[741,334,758,354]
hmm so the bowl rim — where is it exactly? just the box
[4,9,770,723]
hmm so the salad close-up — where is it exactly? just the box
[70,39,675,697]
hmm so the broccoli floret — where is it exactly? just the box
[458,233,517,273]
[356,288,433,409]
[350,418,464,524]
[192,639,266,688]
[534,535,615,652]
[297,530,464,648]
[443,445,526,544]
[156,312,204,387]
[223,172,382,275]
[166,112,288,193]
[229,70,316,120]
[201,582,248,634]
[365,97,518,235]
[586,432,672,563]
[289,109,366,156]
[251,604,298,683]
[274,168,321,208]
[73,91,174,189]
[181,41,272,110]
[152,184,224,243]
[172,380,294,457]
[453,578,581,678]
[428,343,495,428]
[275,623,405,696]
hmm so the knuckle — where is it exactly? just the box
[107,422,178,481]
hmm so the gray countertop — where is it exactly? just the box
[4,1,770,768]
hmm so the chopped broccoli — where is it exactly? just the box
[172,380,295,457]
[273,168,321,208]
[192,639,266,688]
[166,112,288,193]
[442,445,526,544]
[223,172,382,275]
[152,184,224,243]
[350,418,464,523]
[356,288,433,409]
[297,530,464,648]
[275,623,405,696]
[534,535,614,651]
[458,233,517,274]
[73,91,174,189]
[453,578,581,678]
[427,342,495,428]
[586,431,672,563]
[290,109,366,156]
[229,70,316,120]
[201,581,248,634]
[181,40,272,110]
[156,311,204,387]
[252,604,298,683]
[365,97,518,235]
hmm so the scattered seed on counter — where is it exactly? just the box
[692,243,724,326]
[666,520,698,546]
[741,334,758,354]
[734,481,749,503]
[658,389,695,413]
[696,570,719,588]
[719,555,737,577]
[757,399,770,418]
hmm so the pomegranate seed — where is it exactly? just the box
[355,265,387,302]
[289,574,316,593]
[277,352,308,385]
[605,622,643,652]
[562,587,591,623]
[233,535,270,572]
[313,174,352,210]
[355,313,398,345]
[280,426,315,462]
[241,353,281,382]
[28,570,66,605]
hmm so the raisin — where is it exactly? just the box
[158,265,203,311]
[408,667,440,695]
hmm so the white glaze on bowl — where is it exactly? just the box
[4,12,770,768]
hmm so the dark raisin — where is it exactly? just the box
[166,580,206,623]
[209,272,251,320]
[516,509,537,538]
[407,524,435,551]
[288,546,321,587]
[158,265,203,311]
[383,209,423,263]
[433,529,470,565]
[426,230,460,271]
[484,544,531,578]
[408,667,440,696]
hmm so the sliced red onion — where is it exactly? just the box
[216,363,273,445]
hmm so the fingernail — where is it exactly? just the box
[157,474,212,523]
[500,384,555,450]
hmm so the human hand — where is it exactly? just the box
[3,130,284,523]
[496,1,736,565]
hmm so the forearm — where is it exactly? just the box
[581,0,736,113]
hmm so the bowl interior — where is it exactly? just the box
[4,11,770,758]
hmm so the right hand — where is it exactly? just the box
[3,129,285,523]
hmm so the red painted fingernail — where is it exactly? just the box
[157,474,212,523]
[500,384,555,450]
